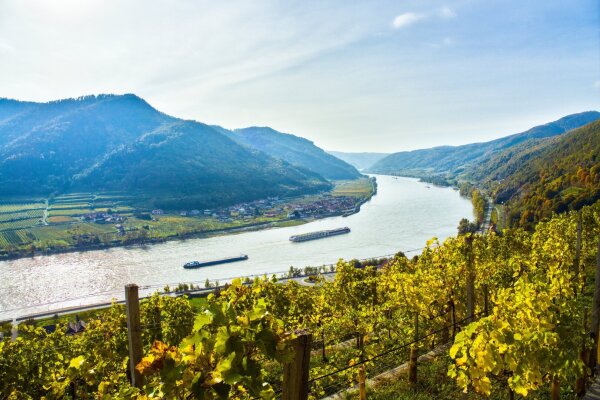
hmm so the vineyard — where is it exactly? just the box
[0,230,36,248]
[0,200,45,233]
[0,192,140,256]
[48,193,135,218]
[1,203,599,399]
[0,200,44,247]
[0,180,376,259]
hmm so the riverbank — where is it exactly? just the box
[0,178,376,261]
[0,175,473,319]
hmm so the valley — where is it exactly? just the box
[0,178,375,260]
[1,2,598,398]
[0,175,472,319]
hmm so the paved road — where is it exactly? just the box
[9,271,337,323]
[42,199,49,225]
[479,197,494,234]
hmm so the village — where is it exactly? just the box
[54,179,375,248]
[151,193,363,224]
[74,191,367,238]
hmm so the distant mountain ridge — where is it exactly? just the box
[0,94,333,208]
[218,126,361,180]
[327,151,390,171]
[365,110,600,228]
[368,111,600,177]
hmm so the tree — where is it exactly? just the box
[457,218,478,235]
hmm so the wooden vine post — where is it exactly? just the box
[592,233,600,370]
[450,301,457,340]
[283,330,312,400]
[483,284,489,316]
[550,378,560,400]
[576,308,588,396]
[465,235,476,323]
[441,304,450,344]
[320,326,328,362]
[125,284,144,388]
[574,211,582,285]
[408,313,419,385]
[358,364,367,400]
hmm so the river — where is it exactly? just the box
[0,175,473,319]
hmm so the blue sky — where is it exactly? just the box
[0,0,598,152]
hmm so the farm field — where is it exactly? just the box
[47,216,77,223]
[0,200,45,214]
[0,182,375,259]
[0,218,42,231]
[0,199,46,234]
[0,192,136,256]
[0,209,43,222]
[49,208,110,216]
[0,230,37,248]
[331,177,375,197]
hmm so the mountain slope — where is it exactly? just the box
[0,98,38,126]
[74,121,328,208]
[0,94,172,193]
[327,151,389,171]
[490,119,600,227]
[0,94,330,207]
[220,126,362,180]
[368,111,600,177]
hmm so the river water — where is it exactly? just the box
[0,175,473,319]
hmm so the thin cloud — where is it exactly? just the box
[594,80,600,90]
[442,37,453,45]
[439,7,456,19]
[392,12,424,29]
[428,36,454,49]
[392,7,455,30]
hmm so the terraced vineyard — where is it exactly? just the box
[0,230,36,247]
[0,200,45,232]
[48,192,135,217]
[0,184,370,259]
[0,201,45,214]
[0,193,137,256]
[0,209,43,222]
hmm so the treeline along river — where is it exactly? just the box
[0,175,473,319]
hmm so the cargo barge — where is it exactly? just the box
[183,254,249,269]
[289,227,351,243]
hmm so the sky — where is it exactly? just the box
[0,0,598,152]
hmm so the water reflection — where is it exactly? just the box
[0,175,472,318]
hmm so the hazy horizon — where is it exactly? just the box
[1,0,598,152]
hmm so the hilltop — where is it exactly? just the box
[0,94,333,208]
[368,111,600,178]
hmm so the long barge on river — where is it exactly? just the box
[183,254,249,269]
[289,227,351,243]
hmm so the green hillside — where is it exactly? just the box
[220,126,362,180]
[0,95,330,208]
[368,111,600,178]
[486,120,600,227]
[75,121,329,209]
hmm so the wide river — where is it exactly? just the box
[0,175,472,320]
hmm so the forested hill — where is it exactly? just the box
[367,111,600,176]
[488,119,600,227]
[0,94,330,207]
[217,126,362,180]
